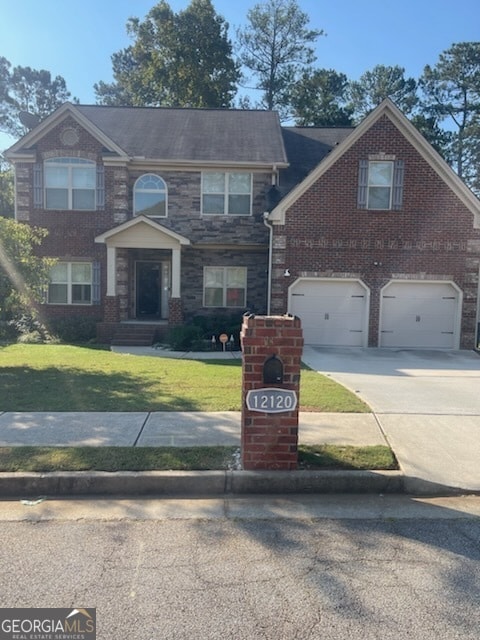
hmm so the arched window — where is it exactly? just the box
[134,174,167,217]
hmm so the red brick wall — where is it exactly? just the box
[272,115,480,347]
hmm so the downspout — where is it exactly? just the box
[263,210,273,316]
[263,166,280,316]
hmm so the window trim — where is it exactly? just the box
[201,172,252,216]
[44,157,97,211]
[358,159,404,211]
[47,261,93,306]
[203,266,247,308]
[367,160,393,210]
[134,173,168,218]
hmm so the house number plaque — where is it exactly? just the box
[246,388,298,414]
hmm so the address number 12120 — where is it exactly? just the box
[246,388,298,414]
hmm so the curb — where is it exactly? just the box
[0,470,407,497]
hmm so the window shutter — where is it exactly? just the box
[33,163,43,208]
[392,160,404,210]
[357,160,368,208]
[92,262,101,304]
[96,165,105,210]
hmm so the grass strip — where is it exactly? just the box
[0,445,397,472]
[298,444,398,470]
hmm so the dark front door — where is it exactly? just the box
[136,262,161,318]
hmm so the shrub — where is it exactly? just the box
[167,325,204,351]
[191,312,243,348]
[48,317,100,344]
[9,314,53,344]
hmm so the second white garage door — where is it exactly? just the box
[289,279,369,346]
[379,281,461,349]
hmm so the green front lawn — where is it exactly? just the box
[0,344,369,413]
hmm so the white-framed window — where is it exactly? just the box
[134,174,167,217]
[367,161,393,210]
[44,158,96,210]
[203,267,247,307]
[48,262,93,305]
[358,159,404,211]
[202,172,252,215]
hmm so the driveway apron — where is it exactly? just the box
[302,346,480,493]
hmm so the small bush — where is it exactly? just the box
[191,312,243,349]
[48,317,100,343]
[9,314,53,344]
[167,325,204,351]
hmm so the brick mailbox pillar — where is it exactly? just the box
[240,314,304,470]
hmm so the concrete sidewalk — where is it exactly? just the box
[0,411,385,447]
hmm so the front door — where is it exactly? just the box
[135,261,170,319]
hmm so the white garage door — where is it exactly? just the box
[289,279,368,346]
[379,281,461,349]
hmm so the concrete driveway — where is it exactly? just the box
[302,346,480,415]
[302,346,480,493]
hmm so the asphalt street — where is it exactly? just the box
[0,495,479,640]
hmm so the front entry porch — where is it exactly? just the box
[95,216,190,344]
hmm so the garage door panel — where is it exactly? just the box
[380,282,459,349]
[290,280,368,347]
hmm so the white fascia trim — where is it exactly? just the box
[128,159,289,171]
[4,152,36,163]
[95,214,191,245]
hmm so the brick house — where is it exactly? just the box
[5,99,480,349]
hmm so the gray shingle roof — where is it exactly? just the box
[76,105,288,165]
[280,126,354,190]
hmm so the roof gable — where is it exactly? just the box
[270,99,480,228]
[5,103,128,159]
[95,216,191,248]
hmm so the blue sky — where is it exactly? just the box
[1,0,478,150]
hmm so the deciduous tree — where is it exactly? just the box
[0,218,53,321]
[95,0,240,108]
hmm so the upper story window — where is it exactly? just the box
[367,161,393,209]
[134,174,167,217]
[202,172,252,215]
[357,159,404,211]
[44,158,96,210]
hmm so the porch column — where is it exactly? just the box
[171,247,181,298]
[106,245,117,296]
